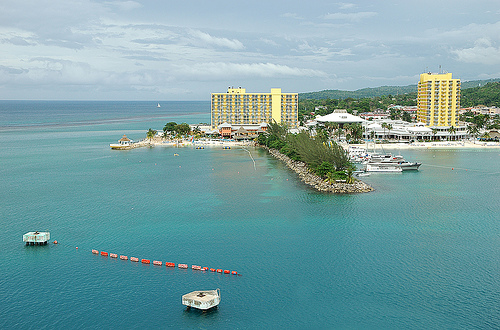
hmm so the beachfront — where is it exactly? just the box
[111,136,255,150]
[118,135,500,150]
[361,140,500,150]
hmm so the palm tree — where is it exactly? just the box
[336,127,343,141]
[323,122,335,138]
[325,171,335,184]
[146,128,157,142]
[447,126,456,141]
[431,128,438,141]
[386,123,393,141]
[346,166,354,184]
[381,122,388,140]
[331,123,339,139]
[467,124,479,142]
[350,123,363,141]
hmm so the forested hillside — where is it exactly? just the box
[298,79,500,121]
[461,82,500,107]
[299,78,500,100]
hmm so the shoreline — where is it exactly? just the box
[343,140,500,150]
[264,146,373,194]
[111,138,254,149]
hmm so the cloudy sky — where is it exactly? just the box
[1,0,499,100]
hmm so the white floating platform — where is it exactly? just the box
[182,289,220,310]
[23,231,50,245]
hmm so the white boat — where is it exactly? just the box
[364,163,402,172]
[369,153,404,163]
[357,172,370,177]
[397,161,422,171]
[182,289,220,310]
[363,153,421,171]
[157,103,161,108]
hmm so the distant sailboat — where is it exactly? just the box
[157,103,161,108]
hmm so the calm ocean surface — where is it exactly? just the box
[1,101,499,329]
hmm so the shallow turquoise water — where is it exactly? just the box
[1,102,499,329]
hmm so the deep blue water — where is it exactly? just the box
[1,101,499,329]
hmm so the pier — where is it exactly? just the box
[23,231,50,245]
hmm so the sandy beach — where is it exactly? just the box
[117,137,500,150]
[113,137,256,149]
[346,140,500,150]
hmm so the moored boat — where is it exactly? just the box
[397,161,422,171]
[364,163,402,172]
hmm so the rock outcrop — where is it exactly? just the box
[264,147,373,194]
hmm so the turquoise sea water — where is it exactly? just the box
[1,101,499,329]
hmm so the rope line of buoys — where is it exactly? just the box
[91,249,240,276]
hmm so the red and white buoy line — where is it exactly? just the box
[91,249,241,276]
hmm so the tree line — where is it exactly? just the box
[298,81,500,124]
[145,122,192,140]
[257,121,355,183]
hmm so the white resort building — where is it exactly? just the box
[309,110,468,141]
[362,119,467,141]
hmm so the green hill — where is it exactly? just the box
[461,82,500,107]
[299,78,500,100]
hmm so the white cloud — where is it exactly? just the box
[188,30,244,50]
[452,38,500,65]
[175,62,327,79]
[260,38,279,47]
[104,1,142,11]
[281,13,303,20]
[337,2,356,10]
[323,12,377,22]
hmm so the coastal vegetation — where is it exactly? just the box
[461,82,500,108]
[298,79,500,124]
[298,93,416,120]
[258,121,354,183]
[299,78,500,101]
[163,122,191,138]
[146,128,157,141]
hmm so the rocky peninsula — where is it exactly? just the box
[263,146,373,194]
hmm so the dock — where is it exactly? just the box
[23,231,50,245]
[182,289,220,310]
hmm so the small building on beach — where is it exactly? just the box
[118,134,131,145]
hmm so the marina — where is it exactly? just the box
[348,144,422,173]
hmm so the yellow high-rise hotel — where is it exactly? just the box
[417,72,461,127]
[211,87,298,128]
